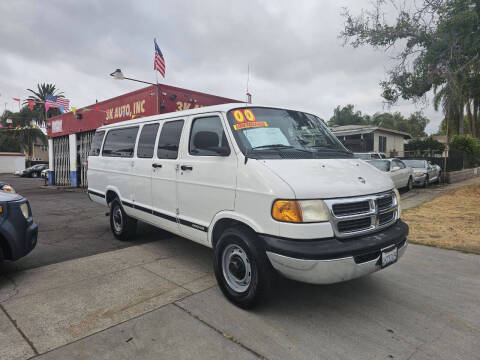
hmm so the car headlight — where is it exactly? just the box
[272,200,330,223]
[393,188,401,218]
[414,171,425,176]
[1,184,15,193]
[20,203,29,219]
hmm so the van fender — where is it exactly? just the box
[104,185,123,206]
[208,211,264,247]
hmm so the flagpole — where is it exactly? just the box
[154,38,160,115]
[155,70,159,115]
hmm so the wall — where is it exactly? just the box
[446,167,480,183]
[0,153,25,173]
[374,131,405,154]
[30,144,49,162]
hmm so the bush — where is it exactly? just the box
[449,136,480,154]
[405,137,446,152]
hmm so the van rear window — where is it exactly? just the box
[102,127,139,158]
[89,131,105,156]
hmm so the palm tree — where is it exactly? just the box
[23,83,64,126]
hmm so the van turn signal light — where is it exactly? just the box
[272,200,303,223]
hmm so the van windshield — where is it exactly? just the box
[226,107,352,159]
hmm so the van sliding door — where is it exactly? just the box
[151,120,184,234]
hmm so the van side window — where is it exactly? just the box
[89,130,105,156]
[157,120,184,159]
[137,123,159,158]
[102,127,139,158]
[189,116,229,156]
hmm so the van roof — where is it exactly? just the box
[98,103,248,130]
[97,103,319,130]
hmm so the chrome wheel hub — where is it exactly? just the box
[112,206,123,233]
[222,244,251,293]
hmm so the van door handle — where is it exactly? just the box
[180,165,193,171]
[152,163,162,168]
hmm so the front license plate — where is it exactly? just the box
[381,247,398,268]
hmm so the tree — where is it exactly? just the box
[329,105,430,137]
[449,135,480,153]
[405,137,446,152]
[0,108,47,158]
[341,0,480,138]
[328,104,370,126]
[24,83,64,126]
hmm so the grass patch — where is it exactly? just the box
[402,183,480,254]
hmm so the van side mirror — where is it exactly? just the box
[213,146,231,156]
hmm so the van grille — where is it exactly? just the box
[324,191,398,238]
[376,195,393,211]
[332,201,370,216]
[338,218,372,233]
[379,211,395,225]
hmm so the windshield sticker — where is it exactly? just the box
[232,109,268,130]
[244,127,290,148]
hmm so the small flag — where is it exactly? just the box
[56,97,70,111]
[154,39,166,78]
[59,105,65,114]
[45,94,59,108]
[12,97,20,102]
[28,100,35,111]
[45,102,51,112]
[95,105,100,111]
[72,107,76,116]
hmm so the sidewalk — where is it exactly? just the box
[1,177,479,359]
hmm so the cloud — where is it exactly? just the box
[0,0,443,134]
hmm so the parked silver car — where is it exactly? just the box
[402,159,441,187]
[367,159,414,191]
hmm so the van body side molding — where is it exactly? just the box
[120,199,208,233]
[87,189,105,198]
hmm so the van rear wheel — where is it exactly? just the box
[214,226,275,308]
[109,199,137,241]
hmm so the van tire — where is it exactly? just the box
[213,226,275,308]
[109,199,137,241]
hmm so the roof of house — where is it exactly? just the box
[330,125,412,139]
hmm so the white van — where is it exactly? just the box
[88,104,408,308]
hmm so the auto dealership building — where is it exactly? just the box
[46,85,238,187]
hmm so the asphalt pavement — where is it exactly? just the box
[0,174,478,359]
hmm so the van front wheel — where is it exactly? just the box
[109,199,137,241]
[214,226,274,308]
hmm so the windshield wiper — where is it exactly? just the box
[251,144,315,154]
[251,144,294,150]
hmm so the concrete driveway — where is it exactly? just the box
[0,175,479,359]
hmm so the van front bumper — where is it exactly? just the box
[260,220,408,284]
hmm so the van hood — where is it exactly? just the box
[260,159,394,199]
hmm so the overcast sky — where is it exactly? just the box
[0,0,442,134]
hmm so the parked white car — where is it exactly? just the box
[402,159,442,186]
[87,104,408,308]
[353,152,387,160]
[367,159,414,191]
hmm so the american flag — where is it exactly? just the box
[57,97,70,111]
[154,39,165,78]
[45,94,70,111]
[45,94,59,108]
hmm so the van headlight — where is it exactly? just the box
[20,203,29,219]
[272,200,330,223]
[393,188,401,218]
